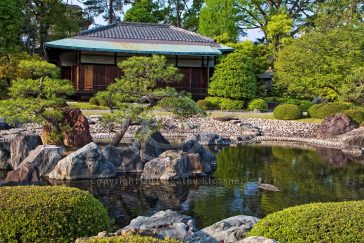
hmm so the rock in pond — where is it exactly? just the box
[187,215,260,243]
[1,162,40,184]
[10,134,42,169]
[237,236,278,243]
[182,138,217,175]
[17,145,64,177]
[48,142,115,180]
[102,144,143,172]
[117,210,197,241]
[140,131,171,162]
[0,148,10,170]
[141,150,192,180]
[317,114,357,139]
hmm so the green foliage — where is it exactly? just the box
[0,0,23,53]
[273,104,302,120]
[89,97,99,106]
[340,67,364,105]
[275,25,364,100]
[0,186,110,242]
[209,52,256,100]
[198,0,239,42]
[159,96,206,117]
[69,102,109,110]
[78,235,180,243]
[196,99,210,110]
[285,98,300,105]
[267,13,293,53]
[299,100,313,111]
[205,96,223,109]
[17,60,60,79]
[308,103,350,119]
[220,98,244,110]
[343,108,364,125]
[248,99,268,111]
[124,0,164,23]
[248,201,364,243]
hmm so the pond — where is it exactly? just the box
[1,143,364,229]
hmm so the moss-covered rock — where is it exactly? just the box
[0,186,110,242]
[248,201,364,242]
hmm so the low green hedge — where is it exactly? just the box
[343,108,364,125]
[196,99,210,110]
[204,97,244,110]
[78,235,180,243]
[308,103,350,119]
[248,99,268,111]
[299,100,313,111]
[248,201,364,243]
[0,186,110,242]
[273,104,302,120]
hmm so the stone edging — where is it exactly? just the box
[253,136,343,149]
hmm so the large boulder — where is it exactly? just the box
[0,118,10,130]
[187,215,260,243]
[0,148,10,170]
[141,150,192,180]
[48,142,115,180]
[102,144,143,172]
[140,131,171,162]
[182,138,217,175]
[17,145,64,177]
[1,162,40,184]
[316,114,357,139]
[41,108,93,147]
[10,135,42,169]
[117,210,197,241]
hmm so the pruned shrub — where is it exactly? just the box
[196,99,210,110]
[273,104,302,120]
[248,201,364,243]
[0,186,110,242]
[159,96,205,117]
[220,98,244,110]
[308,103,350,118]
[89,97,99,106]
[205,96,223,108]
[248,99,268,111]
[299,100,313,111]
[285,98,300,105]
[343,108,364,125]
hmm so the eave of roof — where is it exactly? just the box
[45,38,223,56]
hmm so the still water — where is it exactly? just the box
[1,143,364,229]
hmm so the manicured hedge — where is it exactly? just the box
[248,99,268,111]
[308,103,350,118]
[0,186,110,242]
[196,99,210,110]
[299,100,313,111]
[248,201,364,243]
[78,235,180,243]
[204,97,244,110]
[273,104,302,120]
[343,108,364,125]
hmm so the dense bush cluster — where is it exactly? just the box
[343,108,364,125]
[273,104,302,120]
[248,99,268,111]
[308,103,350,119]
[203,97,244,110]
[248,201,364,242]
[0,186,110,242]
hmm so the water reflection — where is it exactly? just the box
[2,144,364,229]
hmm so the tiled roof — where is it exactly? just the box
[78,22,215,44]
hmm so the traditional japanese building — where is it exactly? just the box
[45,22,232,98]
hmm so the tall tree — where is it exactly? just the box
[80,0,131,24]
[198,0,239,42]
[236,0,318,41]
[0,0,24,53]
[123,0,164,23]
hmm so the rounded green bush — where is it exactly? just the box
[248,99,268,111]
[0,186,110,242]
[299,100,313,111]
[205,96,222,109]
[248,201,364,243]
[89,97,99,106]
[196,99,210,110]
[343,108,364,125]
[308,103,350,119]
[285,98,300,105]
[273,104,302,120]
[220,98,244,110]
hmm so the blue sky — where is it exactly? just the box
[65,0,263,41]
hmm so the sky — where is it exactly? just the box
[65,0,263,41]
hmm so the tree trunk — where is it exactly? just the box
[176,0,181,27]
[108,0,114,24]
[111,117,131,146]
